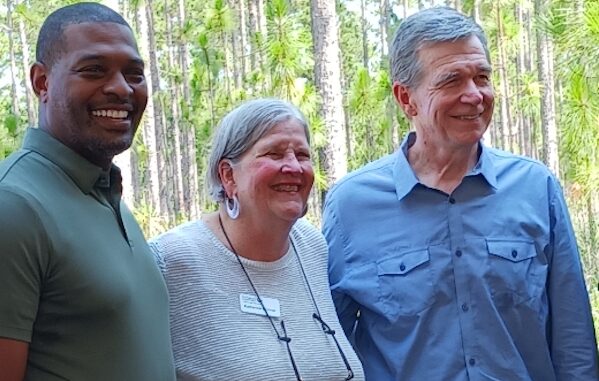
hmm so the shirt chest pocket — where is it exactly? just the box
[377,248,436,318]
[485,240,547,307]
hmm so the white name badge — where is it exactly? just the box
[240,293,281,318]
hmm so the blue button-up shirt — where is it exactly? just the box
[323,133,598,381]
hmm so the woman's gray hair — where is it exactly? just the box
[390,6,489,88]
[207,98,310,202]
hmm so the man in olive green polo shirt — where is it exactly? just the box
[0,3,175,380]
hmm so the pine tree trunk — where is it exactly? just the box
[496,6,512,151]
[525,1,536,158]
[164,0,186,218]
[516,4,531,157]
[256,0,267,43]
[138,0,167,220]
[178,0,191,102]
[228,0,242,89]
[238,0,249,82]
[379,0,390,57]
[249,0,268,90]
[147,0,175,222]
[17,6,35,126]
[472,0,482,24]
[587,196,598,263]
[113,150,134,206]
[178,0,200,219]
[360,0,369,69]
[6,0,20,116]
[248,0,259,73]
[223,30,232,95]
[311,0,348,188]
[535,0,559,176]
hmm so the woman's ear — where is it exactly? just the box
[218,159,236,197]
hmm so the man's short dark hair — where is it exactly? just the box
[36,2,132,69]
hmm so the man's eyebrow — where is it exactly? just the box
[478,64,493,73]
[433,64,493,86]
[76,54,145,67]
[433,71,459,86]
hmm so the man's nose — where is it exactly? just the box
[103,72,134,99]
[460,81,484,105]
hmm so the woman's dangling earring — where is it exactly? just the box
[225,194,240,219]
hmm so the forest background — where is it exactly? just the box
[1,0,598,339]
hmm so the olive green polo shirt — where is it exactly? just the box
[0,128,175,380]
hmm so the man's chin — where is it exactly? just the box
[87,138,134,160]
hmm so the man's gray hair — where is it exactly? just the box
[207,98,310,202]
[390,6,489,88]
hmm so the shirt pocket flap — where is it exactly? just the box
[377,249,430,276]
[487,240,536,263]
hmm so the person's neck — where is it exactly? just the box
[407,137,479,195]
[38,125,113,169]
[212,211,293,262]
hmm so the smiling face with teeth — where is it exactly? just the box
[394,35,494,153]
[224,118,314,225]
[31,22,147,169]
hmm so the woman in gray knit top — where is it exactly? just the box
[150,98,364,381]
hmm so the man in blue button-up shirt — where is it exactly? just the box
[323,6,598,381]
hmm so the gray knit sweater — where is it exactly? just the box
[150,218,365,381]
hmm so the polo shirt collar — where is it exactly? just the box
[393,132,498,201]
[22,128,110,194]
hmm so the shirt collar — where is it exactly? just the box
[467,141,498,189]
[22,128,117,194]
[393,132,420,201]
[393,132,498,201]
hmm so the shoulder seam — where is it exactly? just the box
[0,150,32,184]
[330,153,396,196]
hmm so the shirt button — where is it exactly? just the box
[399,263,406,271]
[455,250,462,257]
[511,250,518,258]
[469,358,476,366]
[461,303,469,312]
[449,197,456,204]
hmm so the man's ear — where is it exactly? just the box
[218,160,236,197]
[392,81,416,118]
[30,62,49,102]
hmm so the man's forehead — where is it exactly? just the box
[417,37,488,63]
[63,21,136,44]
[61,22,140,57]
